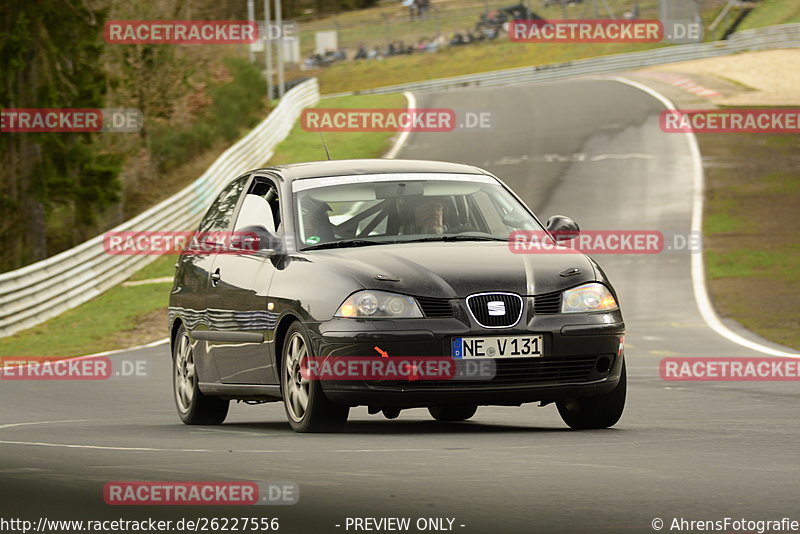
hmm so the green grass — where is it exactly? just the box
[706,249,800,282]
[314,39,667,94]
[268,93,405,164]
[128,254,179,281]
[700,130,800,350]
[738,0,800,31]
[0,283,172,358]
[0,93,404,358]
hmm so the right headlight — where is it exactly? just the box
[561,283,618,313]
[335,290,423,319]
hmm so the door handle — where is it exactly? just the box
[210,269,221,287]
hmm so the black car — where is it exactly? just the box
[169,159,626,432]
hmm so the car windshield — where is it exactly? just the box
[292,173,543,249]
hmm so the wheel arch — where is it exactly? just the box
[170,317,184,356]
[274,312,303,379]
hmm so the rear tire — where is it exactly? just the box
[557,361,626,429]
[173,325,229,425]
[428,404,478,422]
[281,322,349,433]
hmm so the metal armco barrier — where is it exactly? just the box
[0,78,320,338]
[323,24,800,97]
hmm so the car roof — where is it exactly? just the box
[255,159,490,182]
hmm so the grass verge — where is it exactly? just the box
[0,93,404,358]
[738,0,800,31]
[310,40,667,95]
[699,128,800,350]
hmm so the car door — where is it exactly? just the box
[177,173,250,383]
[206,175,282,384]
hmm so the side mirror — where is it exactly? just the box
[231,225,282,253]
[545,215,580,242]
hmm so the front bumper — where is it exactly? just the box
[307,309,625,408]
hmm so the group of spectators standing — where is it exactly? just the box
[353,35,445,60]
[302,3,530,69]
[303,48,347,69]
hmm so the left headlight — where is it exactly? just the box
[335,290,424,319]
[561,283,618,313]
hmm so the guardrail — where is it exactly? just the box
[0,78,320,338]
[324,23,800,97]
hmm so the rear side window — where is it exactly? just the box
[196,175,249,233]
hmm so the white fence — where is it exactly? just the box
[0,78,320,338]
[324,24,800,97]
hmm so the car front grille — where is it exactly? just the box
[369,355,611,389]
[483,356,601,384]
[466,293,523,328]
[533,291,562,314]
[415,296,454,318]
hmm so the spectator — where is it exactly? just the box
[402,0,417,21]
[354,44,368,60]
[450,32,465,46]
[416,0,430,20]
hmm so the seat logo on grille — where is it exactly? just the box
[487,301,506,316]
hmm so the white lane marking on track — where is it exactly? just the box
[0,440,217,452]
[0,420,89,431]
[600,75,800,359]
[590,153,654,161]
[0,435,724,454]
[384,91,416,159]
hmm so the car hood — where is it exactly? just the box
[306,242,596,298]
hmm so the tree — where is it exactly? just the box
[0,0,120,271]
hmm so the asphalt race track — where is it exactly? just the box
[1,77,798,533]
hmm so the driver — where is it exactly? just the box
[300,198,335,245]
[402,197,446,235]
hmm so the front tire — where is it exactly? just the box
[173,325,229,425]
[281,322,349,433]
[557,361,626,429]
[428,404,478,422]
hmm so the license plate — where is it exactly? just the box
[452,335,543,359]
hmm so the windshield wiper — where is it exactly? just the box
[303,239,392,250]
[402,235,508,243]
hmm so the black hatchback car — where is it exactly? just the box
[169,159,626,432]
